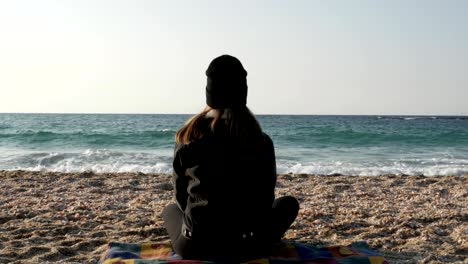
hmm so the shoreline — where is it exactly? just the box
[0,171,466,263]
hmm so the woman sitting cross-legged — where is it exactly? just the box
[162,54,299,262]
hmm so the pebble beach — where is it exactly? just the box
[0,170,466,263]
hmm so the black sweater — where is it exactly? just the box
[172,122,277,242]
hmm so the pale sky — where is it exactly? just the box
[0,0,467,115]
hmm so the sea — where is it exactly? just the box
[0,113,467,176]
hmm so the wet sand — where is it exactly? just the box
[0,171,466,263]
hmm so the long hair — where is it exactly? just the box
[175,106,263,145]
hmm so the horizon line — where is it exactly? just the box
[0,112,467,117]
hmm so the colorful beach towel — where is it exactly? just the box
[100,240,388,264]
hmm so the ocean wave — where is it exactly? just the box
[0,149,173,174]
[0,130,175,148]
[275,129,467,147]
[276,159,468,176]
[1,149,467,176]
[376,116,468,121]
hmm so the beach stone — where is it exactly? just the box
[156,182,173,191]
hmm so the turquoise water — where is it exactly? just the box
[0,113,467,176]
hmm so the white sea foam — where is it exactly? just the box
[0,149,174,174]
[1,148,467,176]
[276,159,468,176]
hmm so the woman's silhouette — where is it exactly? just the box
[162,54,299,262]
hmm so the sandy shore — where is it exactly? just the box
[0,171,466,263]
